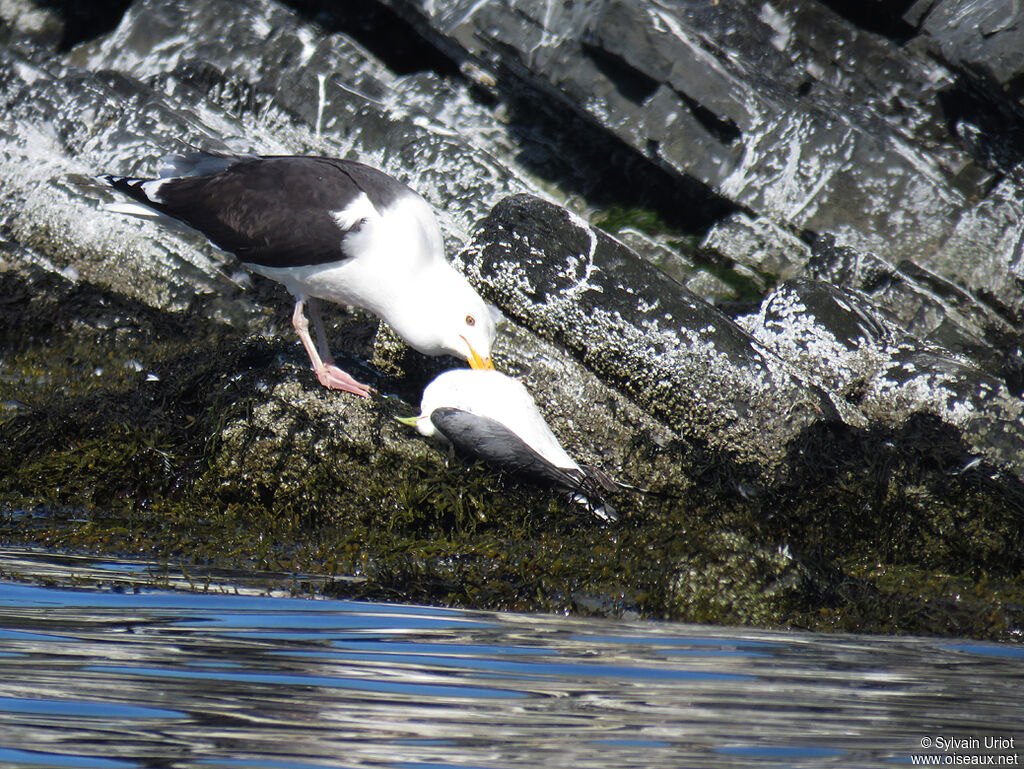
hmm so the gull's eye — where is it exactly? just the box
[465,315,476,326]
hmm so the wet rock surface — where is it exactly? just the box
[1,0,1023,640]
[742,278,1024,480]
[458,193,856,475]
[385,0,1024,322]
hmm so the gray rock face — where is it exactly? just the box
[741,278,1024,481]
[0,50,242,312]
[806,235,1022,389]
[700,213,810,286]
[382,0,1024,331]
[382,0,968,232]
[908,0,1024,99]
[457,193,854,477]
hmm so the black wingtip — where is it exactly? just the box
[429,408,622,523]
[101,173,146,196]
[589,497,618,523]
[566,469,619,523]
[589,496,619,523]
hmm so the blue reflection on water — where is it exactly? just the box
[271,645,753,682]
[86,664,528,699]
[0,696,182,719]
[90,562,151,573]
[207,615,493,634]
[0,583,484,623]
[942,642,1024,658]
[571,634,779,658]
[205,760,351,769]
[1,573,1022,769]
[571,634,781,648]
[0,747,136,768]
[0,628,75,642]
[329,640,548,656]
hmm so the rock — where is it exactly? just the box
[0,45,260,315]
[740,278,898,402]
[741,277,1024,483]
[381,0,982,253]
[204,379,442,517]
[1,0,1023,640]
[699,212,811,288]
[806,235,1022,390]
[923,172,1024,328]
[1,0,130,51]
[671,531,805,626]
[907,0,1024,101]
[612,227,698,288]
[456,193,859,478]
[382,0,1024,345]
[0,0,64,49]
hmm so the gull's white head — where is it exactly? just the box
[339,185,499,369]
[388,266,499,370]
[407,368,512,438]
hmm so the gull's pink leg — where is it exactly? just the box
[307,297,335,365]
[292,298,373,397]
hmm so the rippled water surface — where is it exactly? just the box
[0,548,1021,768]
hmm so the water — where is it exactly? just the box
[0,548,1021,768]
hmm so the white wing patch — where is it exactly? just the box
[331,192,378,231]
[103,201,163,218]
[140,178,172,203]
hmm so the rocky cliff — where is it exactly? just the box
[1,0,1022,639]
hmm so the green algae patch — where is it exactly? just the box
[2,266,1024,641]
[4,332,1024,640]
[592,206,768,305]
[594,206,687,240]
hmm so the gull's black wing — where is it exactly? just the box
[103,154,411,268]
[430,407,577,487]
[430,407,616,521]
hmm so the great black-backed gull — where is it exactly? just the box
[399,369,618,522]
[102,151,497,396]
